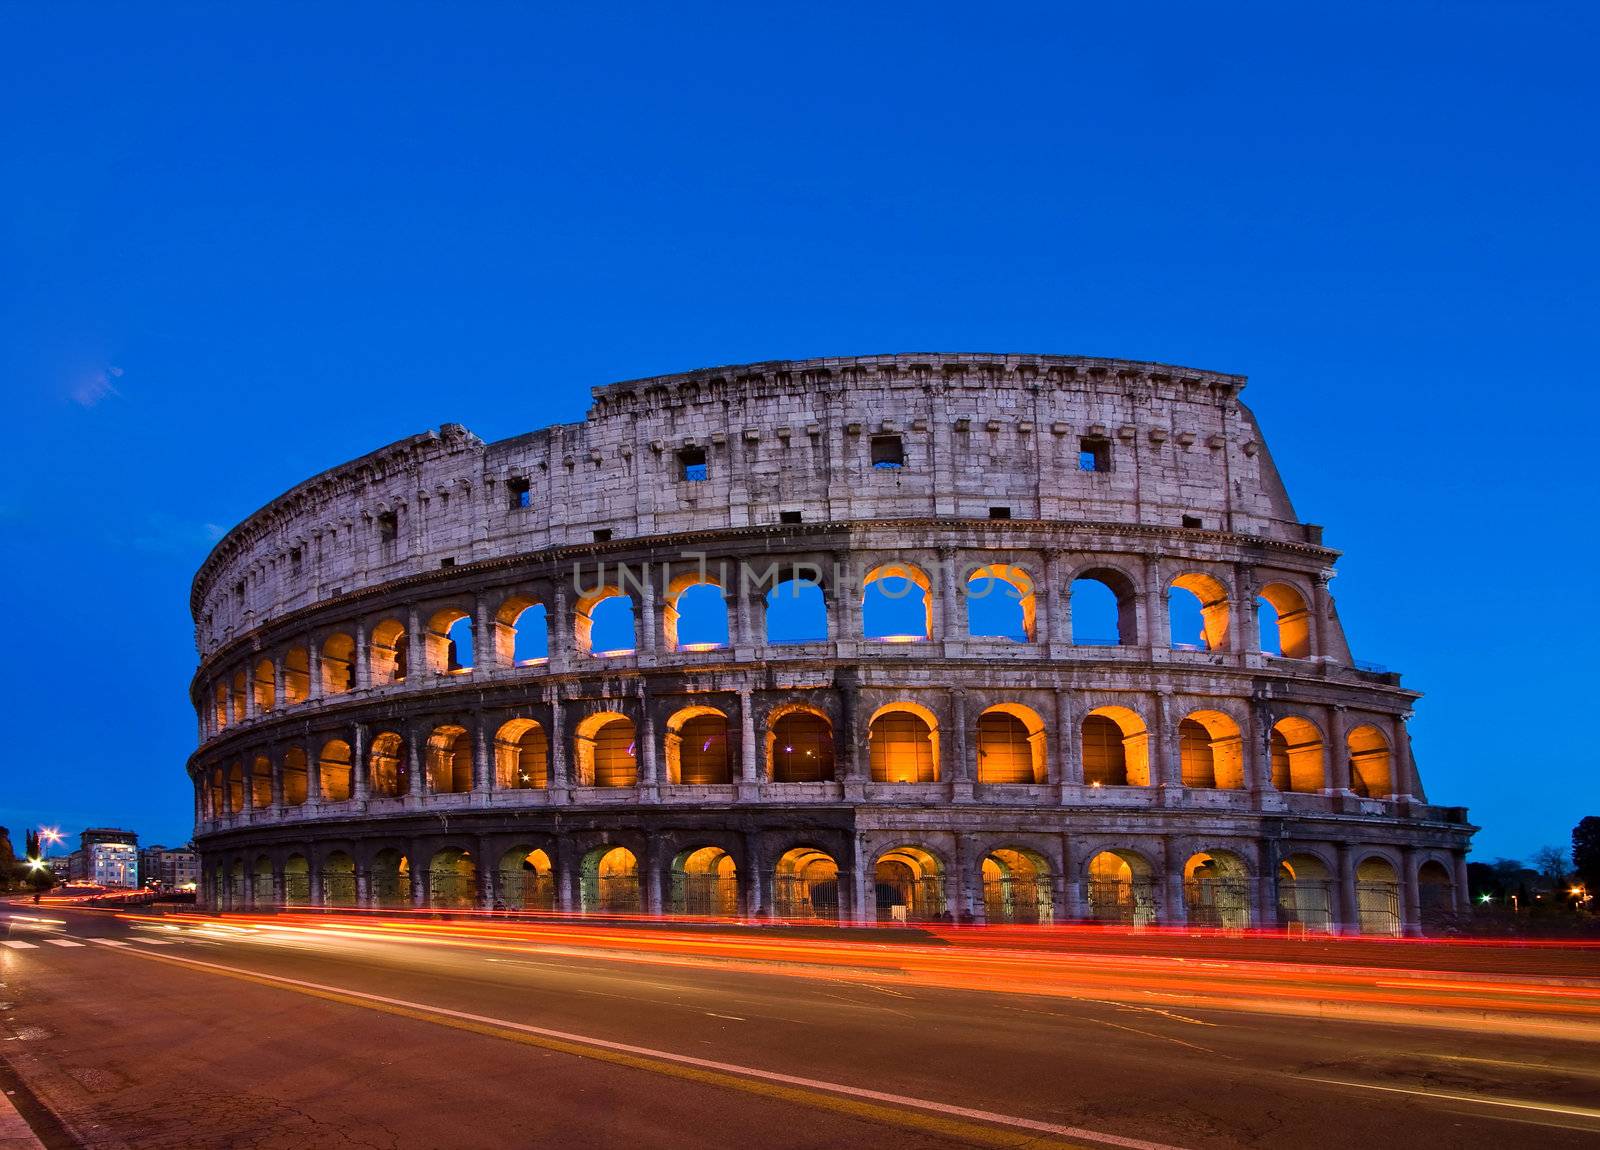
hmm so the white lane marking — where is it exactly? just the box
[89,939,129,947]
[1298,1077,1600,1121]
[44,940,86,948]
[131,938,174,946]
[1,941,39,950]
[122,947,1189,1150]
[703,1012,745,1021]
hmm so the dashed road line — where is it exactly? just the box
[1,941,39,950]
[43,939,85,948]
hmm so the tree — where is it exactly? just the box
[1532,845,1569,885]
[1574,817,1600,892]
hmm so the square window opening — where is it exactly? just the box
[871,434,905,470]
[988,506,1012,520]
[377,512,398,543]
[677,446,708,482]
[1182,514,1203,529]
[1078,437,1111,473]
[440,557,455,568]
[508,477,531,509]
[593,529,612,543]
[779,510,803,524]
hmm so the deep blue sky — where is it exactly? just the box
[3,4,1595,860]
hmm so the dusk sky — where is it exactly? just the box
[2,4,1595,861]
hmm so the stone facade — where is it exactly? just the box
[187,353,1473,934]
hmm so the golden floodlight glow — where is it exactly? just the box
[878,635,923,644]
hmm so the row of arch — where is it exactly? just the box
[198,700,1403,816]
[210,842,1456,936]
[204,564,1321,736]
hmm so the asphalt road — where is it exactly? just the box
[2,906,1598,1150]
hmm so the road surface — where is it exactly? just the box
[2,905,1597,1149]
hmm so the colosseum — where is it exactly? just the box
[187,353,1474,935]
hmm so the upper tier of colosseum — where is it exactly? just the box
[192,353,1317,654]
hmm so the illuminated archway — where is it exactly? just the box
[1183,851,1251,928]
[425,608,473,673]
[1346,725,1394,798]
[494,718,549,790]
[1179,710,1245,789]
[1278,853,1334,933]
[1084,849,1156,926]
[1270,716,1326,792]
[1356,856,1401,936]
[283,854,310,905]
[1169,572,1230,651]
[428,847,477,909]
[873,845,944,922]
[862,563,932,642]
[320,633,355,694]
[1257,582,1311,658]
[575,587,636,656]
[981,848,1052,924]
[975,704,1047,784]
[252,659,275,712]
[574,712,637,787]
[318,738,353,802]
[498,847,554,912]
[664,574,730,651]
[369,619,408,685]
[370,848,409,908]
[581,846,641,914]
[1082,706,1150,787]
[1070,569,1138,646]
[425,724,473,794]
[283,646,310,703]
[773,848,839,920]
[321,851,356,906]
[367,731,407,797]
[496,596,549,665]
[665,706,731,785]
[282,746,309,806]
[767,706,835,782]
[670,847,738,916]
[965,564,1036,643]
[868,702,939,783]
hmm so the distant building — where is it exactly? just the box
[74,828,140,888]
[140,845,199,890]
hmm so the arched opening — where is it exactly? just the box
[249,756,272,809]
[1356,856,1401,936]
[981,848,1052,924]
[318,739,353,802]
[665,577,730,651]
[1270,716,1326,792]
[230,672,246,723]
[494,719,549,790]
[581,846,640,914]
[1169,573,1230,651]
[283,647,310,703]
[320,633,355,694]
[212,683,228,731]
[575,588,636,657]
[425,608,473,674]
[773,847,839,920]
[1179,710,1245,789]
[496,597,549,665]
[862,563,932,642]
[873,846,944,922]
[1346,725,1394,798]
[966,564,1035,643]
[767,707,836,782]
[425,724,473,794]
[574,712,637,788]
[1418,859,1456,927]
[227,762,244,814]
[428,847,478,910]
[282,747,309,807]
[251,856,273,904]
[227,859,246,908]
[868,703,939,783]
[369,619,408,685]
[671,847,738,916]
[665,707,731,785]
[498,848,554,912]
[322,851,356,906]
[976,704,1048,784]
[368,731,407,798]
[765,578,827,643]
[1257,583,1311,659]
[1183,851,1252,929]
[1069,571,1137,646]
[1085,850,1156,926]
[283,854,310,905]
[252,659,275,712]
[1082,707,1150,787]
[1277,854,1335,934]
[370,849,409,908]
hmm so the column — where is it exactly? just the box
[639,570,658,655]
[1054,689,1081,791]
[734,571,755,650]
[829,551,858,645]
[307,635,323,700]
[937,546,961,643]
[1060,834,1084,921]
[353,619,370,690]
[306,743,323,809]
[741,834,767,919]
[551,579,572,674]
[273,655,287,708]
[637,688,660,801]
[477,836,496,910]
[954,833,981,923]
[410,850,428,909]
[270,747,285,813]
[242,666,257,720]
[839,676,866,797]
[556,847,579,914]
[1142,552,1168,654]
[847,833,872,924]
[473,591,493,671]
[355,866,372,909]
[352,723,369,803]
[472,712,491,797]
[406,606,424,678]
[1159,839,1187,927]
[949,687,972,800]
[643,838,665,916]
[1043,549,1070,650]
[1327,705,1351,793]
[1245,702,1270,797]
[548,693,569,803]
[1254,838,1279,929]
[1335,843,1359,935]
[1310,574,1330,660]
[737,687,759,799]
[1392,716,1417,799]
[1153,692,1181,791]
[308,861,324,907]
[1400,846,1422,937]
[407,727,426,801]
